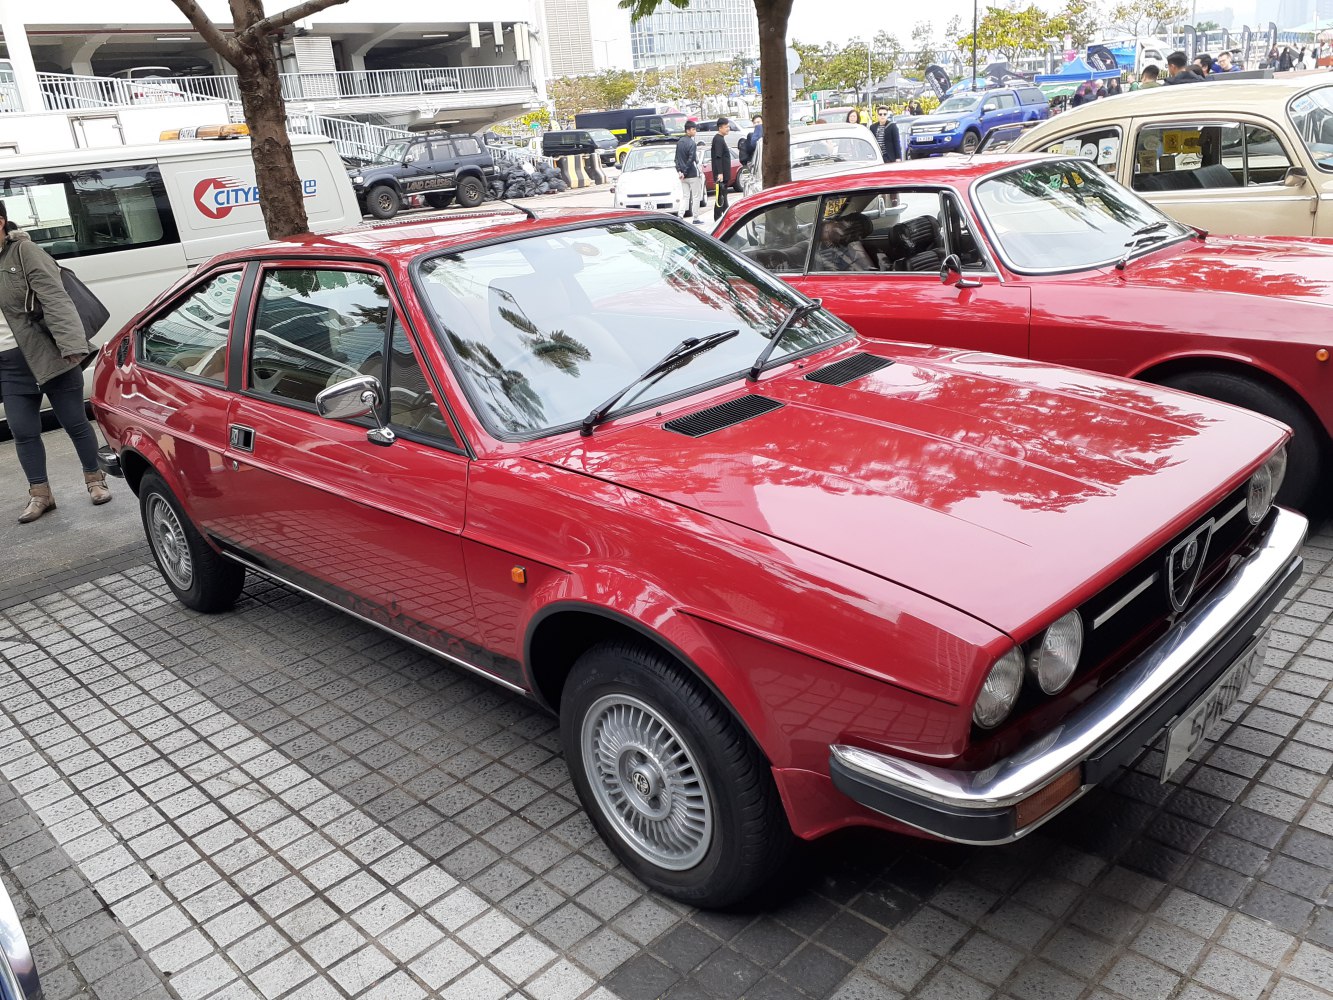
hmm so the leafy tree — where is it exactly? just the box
[910,20,942,76]
[1056,0,1102,47]
[170,0,350,240]
[622,0,797,188]
[957,5,1060,63]
[1195,19,1220,31]
[1107,0,1189,37]
[680,62,736,113]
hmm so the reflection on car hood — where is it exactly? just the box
[528,343,1284,636]
[1132,235,1333,304]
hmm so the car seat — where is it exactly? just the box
[888,215,943,271]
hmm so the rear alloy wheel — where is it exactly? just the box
[560,641,791,908]
[365,185,401,219]
[1159,371,1324,512]
[455,176,486,208]
[139,472,244,612]
[960,130,981,154]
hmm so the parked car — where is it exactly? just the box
[348,131,495,218]
[587,128,620,166]
[612,138,706,215]
[110,66,187,104]
[92,207,1303,908]
[714,153,1333,509]
[1007,76,1333,237]
[906,85,1050,156]
[0,876,40,1000]
[740,122,882,195]
[541,129,600,159]
[701,129,745,191]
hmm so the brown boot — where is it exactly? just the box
[18,483,56,523]
[84,470,112,506]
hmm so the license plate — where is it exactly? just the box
[1161,632,1267,782]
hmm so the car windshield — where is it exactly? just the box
[588,129,615,142]
[376,140,411,163]
[660,113,688,134]
[1287,84,1333,171]
[936,95,982,114]
[974,158,1191,271]
[791,136,880,168]
[622,146,678,171]
[417,220,850,438]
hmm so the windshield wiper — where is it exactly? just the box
[748,299,823,381]
[1115,222,1172,271]
[580,329,739,436]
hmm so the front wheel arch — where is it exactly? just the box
[1139,357,1329,510]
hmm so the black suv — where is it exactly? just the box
[349,132,495,219]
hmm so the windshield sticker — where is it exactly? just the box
[1080,142,1098,160]
[1292,95,1315,115]
[1098,138,1120,165]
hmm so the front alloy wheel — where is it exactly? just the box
[138,472,244,613]
[560,640,791,908]
[581,693,712,870]
[145,493,193,592]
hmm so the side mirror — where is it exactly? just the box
[316,374,397,447]
[940,253,982,289]
[1284,166,1309,188]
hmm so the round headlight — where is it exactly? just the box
[1027,611,1084,695]
[1246,463,1274,524]
[974,647,1025,729]
[1265,446,1287,502]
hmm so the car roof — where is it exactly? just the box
[787,122,874,139]
[1030,75,1332,123]
[727,152,1061,212]
[0,133,334,171]
[207,208,653,263]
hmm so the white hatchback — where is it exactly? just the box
[613,141,707,216]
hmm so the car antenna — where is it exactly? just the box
[498,199,539,222]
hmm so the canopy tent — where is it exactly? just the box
[1034,56,1121,84]
[868,71,923,96]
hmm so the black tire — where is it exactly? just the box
[1159,370,1325,512]
[139,472,244,613]
[365,185,400,219]
[560,640,792,908]
[960,130,981,154]
[424,192,454,210]
[455,176,486,208]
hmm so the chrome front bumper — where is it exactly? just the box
[830,506,1307,844]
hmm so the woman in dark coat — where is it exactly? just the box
[0,200,111,522]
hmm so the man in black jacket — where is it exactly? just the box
[711,118,732,221]
[675,120,702,219]
[1164,51,1205,84]
[869,106,902,162]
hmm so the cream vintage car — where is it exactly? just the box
[1008,77,1333,237]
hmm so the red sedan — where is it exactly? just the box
[714,154,1333,511]
[92,208,1302,907]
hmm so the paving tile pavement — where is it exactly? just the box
[0,430,1331,999]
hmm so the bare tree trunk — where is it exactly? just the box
[229,0,308,238]
[227,0,307,238]
[756,0,794,189]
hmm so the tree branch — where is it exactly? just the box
[168,0,242,65]
[244,0,349,41]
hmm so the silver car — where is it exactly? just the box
[0,879,40,1000]
[740,122,883,195]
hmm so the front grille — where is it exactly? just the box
[912,124,945,135]
[664,396,783,437]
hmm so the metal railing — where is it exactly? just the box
[27,63,533,113]
[284,109,416,162]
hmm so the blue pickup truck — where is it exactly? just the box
[906,86,1050,156]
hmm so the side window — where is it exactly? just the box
[722,197,820,273]
[386,325,456,445]
[1132,123,1265,191]
[405,143,430,163]
[454,137,482,156]
[996,94,1018,110]
[250,268,390,407]
[0,163,179,260]
[1041,126,1122,176]
[140,271,241,380]
[430,140,457,161]
[1231,124,1292,184]
[812,190,944,273]
[942,195,989,271]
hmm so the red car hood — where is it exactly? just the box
[1131,235,1333,302]
[526,344,1286,637]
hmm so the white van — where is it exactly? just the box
[0,131,361,425]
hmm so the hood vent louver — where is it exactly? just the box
[805,353,894,386]
[664,395,784,437]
